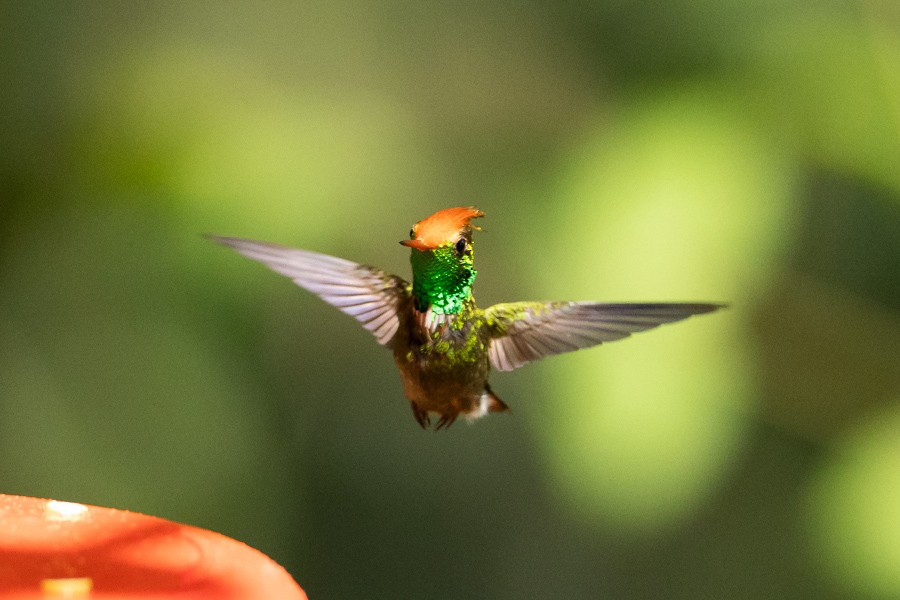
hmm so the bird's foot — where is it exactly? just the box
[411,402,431,429]
[434,412,458,431]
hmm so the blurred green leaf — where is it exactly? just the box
[533,91,795,532]
[807,402,900,599]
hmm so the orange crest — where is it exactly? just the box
[401,206,485,250]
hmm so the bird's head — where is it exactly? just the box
[400,206,484,253]
[400,206,485,314]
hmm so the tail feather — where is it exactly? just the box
[485,384,509,413]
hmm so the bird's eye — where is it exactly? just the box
[409,228,415,239]
[455,237,467,254]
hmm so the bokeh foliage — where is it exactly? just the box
[2,2,899,598]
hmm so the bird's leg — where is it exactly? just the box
[411,402,430,429]
[434,412,458,431]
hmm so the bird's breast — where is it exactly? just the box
[402,306,488,366]
[392,304,490,406]
[394,310,488,382]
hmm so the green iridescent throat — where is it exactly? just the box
[410,244,476,314]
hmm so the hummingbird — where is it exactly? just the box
[211,207,723,430]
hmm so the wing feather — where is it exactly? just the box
[485,301,724,371]
[210,236,409,346]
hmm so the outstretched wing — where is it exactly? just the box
[210,236,410,346]
[484,302,724,372]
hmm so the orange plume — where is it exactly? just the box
[400,206,485,250]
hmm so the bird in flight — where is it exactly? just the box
[211,207,724,430]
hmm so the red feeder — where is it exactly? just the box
[0,494,307,599]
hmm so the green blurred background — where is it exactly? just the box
[2,2,899,598]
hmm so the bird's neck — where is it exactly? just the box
[410,245,476,315]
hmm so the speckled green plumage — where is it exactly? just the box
[483,301,554,335]
[395,237,566,427]
[419,305,487,367]
[394,239,499,428]
[406,261,541,371]
[410,242,476,314]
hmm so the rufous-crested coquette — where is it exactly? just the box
[211,207,724,430]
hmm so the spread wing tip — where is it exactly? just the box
[486,300,727,371]
[208,234,407,347]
